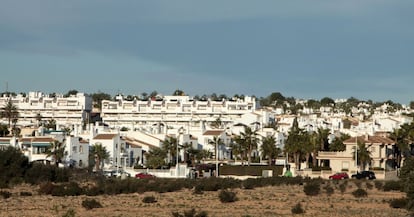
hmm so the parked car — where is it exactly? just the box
[329,172,349,180]
[351,171,376,180]
[135,172,156,179]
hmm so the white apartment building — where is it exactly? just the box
[100,95,256,135]
[0,91,92,130]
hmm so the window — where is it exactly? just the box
[72,146,77,153]
[79,145,83,154]
[79,160,83,167]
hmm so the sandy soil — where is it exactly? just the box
[0,181,409,217]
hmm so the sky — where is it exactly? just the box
[1,0,414,104]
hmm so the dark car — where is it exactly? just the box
[135,172,156,179]
[351,171,376,180]
[329,172,349,180]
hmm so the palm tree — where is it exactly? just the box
[161,136,178,165]
[46,140,66,167]
[352,141,372,171]
[260,135,281,165]
[0,99,19,130]
[210,117,223,129]
[390,123,414,167]
[90,143,110,172]
[329,133,349,152]
[209,136,223,160]
[240,126,259,165]
[145,147,167,169]
[284,117,308,170]
[231,136,246,165]
[186,147,200,167]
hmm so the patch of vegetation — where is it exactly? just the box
[352,188,368,198]
[82,198,102,210]
[304,181,320,196]
[291,203,305,214]
[193,185,204,195]
[19,191,32,196]
[142,195,157,203]
[389,198,408,209]
[324,185,334,196]
[0,190,11,199]
[171,208,208,217]
[383,180,404,192]
[62,208,76,217]
[339,183,347,194]
[218,189,238,203]
[374,180,383,190]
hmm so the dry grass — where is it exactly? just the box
[0,182,409,217]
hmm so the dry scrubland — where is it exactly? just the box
[0,180,408,217]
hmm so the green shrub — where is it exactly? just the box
[171,208,208,217]
[62,208,76,217]
[82,198,102,210]
[51,182,83,196]
[374,180,383,190]
[383,180,404,192]
[218,189,237,203]
[324,185,334,196]
[0,190,11,199]
[242,178,258,190]
[291,203,305,214]
[193,185,204,195]
[39,182,55,195]
[352,188,368,198]
[365,182,373,190]
[304,181,320,196]
[142,195,157,203]
[339,183,347,194]
[389,198,408,209]
[19,191,32,196]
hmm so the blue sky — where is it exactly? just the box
[1,1,414,104]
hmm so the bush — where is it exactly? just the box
[193,185,204,195]
[374,181,383,190]
[142,195,157,203]
[0,190,11,199]
[324,185,334,196]
[218,189,237,203]
[304,181,320,196]
[172,208,208,217]
[338,183,347,194]
[383,180,404,192]
[365,182,373,190]
[51,182,83,196]
[62,208,76,217]
[291,203,305,214]
[82,198,102,210]
[19,191,32,196]
[352,188,368,198]
[389,198,408,209]
[39,182,55,195]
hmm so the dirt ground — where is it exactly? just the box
[0,181,409,217]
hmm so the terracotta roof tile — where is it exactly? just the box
[93,134,117,140]
[344,135,394,145]
[203,130,224,136]
[32,137,54,143]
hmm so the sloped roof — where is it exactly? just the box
[123,136,156,149]
[203,130,224,136]
[93,134,117,140]
[32,137,54,143]
[344,135,394,145]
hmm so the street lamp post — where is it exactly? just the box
[215,139,218,177]
[176,127,184,178]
